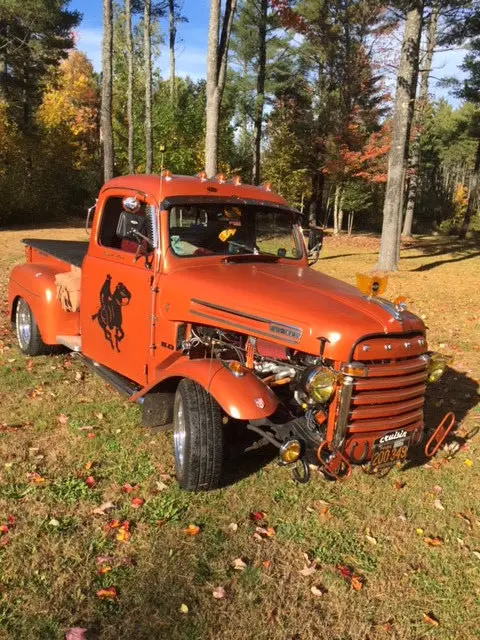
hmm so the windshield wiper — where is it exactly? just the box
[223,253,279,263]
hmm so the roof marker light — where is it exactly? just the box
[232,175,242,186]
[263,182,272,191]
[197,171,208,182]
[161,169,172,181]
[216,173,226,184]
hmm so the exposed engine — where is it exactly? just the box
[182,325,330,413]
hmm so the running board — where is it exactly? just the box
[79,356,142,400]
[57,334,81,352]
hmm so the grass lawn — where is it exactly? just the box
[0,228,479,640]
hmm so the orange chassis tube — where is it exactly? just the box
[130,356,279,421]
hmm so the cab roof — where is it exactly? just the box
[102,174,290,209]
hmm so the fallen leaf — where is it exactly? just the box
[227,522,238,532]
[7,515,15,526]
[423,612,440,627]
[351,576,363,591]
[232,558,247,571]
[416,528,424,536]
[424,537,442,547]
[262,560,271,568]
[116,522,131,543]
[122,483,134,493]
[250,511,264,522]
[96,413,104,420]
[58,414,68,425]
[183,524,200,536]
[212,586,226,600]
[337,565,353,579]
[179,603,189,614]
[432,485,442,494]
[65,628,88,640]
[0,524,8,535]
[310,585,326,597]
[86,433,95,439]
[96,556,114,565]
[92,502,115,516]
[255,526,275,538]
[84,476,95,488]
[457,513,473,529]
[155,481,168,492]
[394,480,407,490]
[472,550,480,560]
[464,459,473,467]
[97,565,112,575]
[27,472,46,485]
[84,461,93,471]
[104,519,121,532]
[75,371,84,381]
[365,534,377,545]
[433,499,445,511]
[130,497,144,509]
[49,518,60,527]
[299,566,316,577]
[96,587,117,600]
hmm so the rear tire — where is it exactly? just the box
[173,379,223,491]
[14,297,52,356]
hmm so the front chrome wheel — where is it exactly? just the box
[173,394,186,481]
[16,298,32,351]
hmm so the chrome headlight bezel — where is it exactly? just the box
[427,353,450,383]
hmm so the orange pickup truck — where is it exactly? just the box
[8,172,454,490]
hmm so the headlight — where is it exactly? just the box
[305,367,337,403]
[427,353,450,383]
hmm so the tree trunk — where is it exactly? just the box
[252,0,267,185]
[377,0,424,272]
[101,0,114,181]
[125,0,134,174]
[458,138,480,239]
[333,184,340,234]
[402,3,439,237]
[169,0,176,102]
[144,0,152,174]
[338,191,345,234]
[309,169,324,227]
[205,0,237,177]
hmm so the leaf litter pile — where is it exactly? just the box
[0,230,479,639]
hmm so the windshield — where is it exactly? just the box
[168,203,301,259]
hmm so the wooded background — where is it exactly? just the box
[1,0,479,270]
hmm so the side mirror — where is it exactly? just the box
[307,226,323,266]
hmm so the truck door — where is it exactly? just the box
[80,191,158,385]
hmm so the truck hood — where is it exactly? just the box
[162,261,425,361]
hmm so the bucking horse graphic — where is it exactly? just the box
[92,274,132,352]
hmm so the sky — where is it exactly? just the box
[71,0,466,104]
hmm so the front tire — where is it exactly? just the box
[173,379,223,491]
[14,297,51,356]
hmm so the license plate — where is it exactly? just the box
[370,434,410,470]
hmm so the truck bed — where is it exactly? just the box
[23,239,88,268]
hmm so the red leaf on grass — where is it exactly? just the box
[96,586,117,600]
[7,515,15,526]
[58,414,68,425]
[84,476,95,488]
[250,511,265,522]
[130,497,144,509]
[0,524,8,535]
[122,483,134,493]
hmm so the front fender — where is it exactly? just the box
[9,264,79,344]
[131,356,279,420]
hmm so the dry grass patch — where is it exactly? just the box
[0,229,479,639]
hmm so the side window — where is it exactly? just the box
[98,197,155,253]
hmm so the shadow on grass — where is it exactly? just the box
[221,420,277,488]
[403,367,479,471]
[410,251,480,271]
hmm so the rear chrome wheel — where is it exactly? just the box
[14,297,52,356]
[16,298,32,352]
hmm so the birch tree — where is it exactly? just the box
[102,0,114,181]
[125,0,134,173]
[377,0,424,272]
[144,0,152,173]
[205,0,237,177]
[402,3,439,237]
